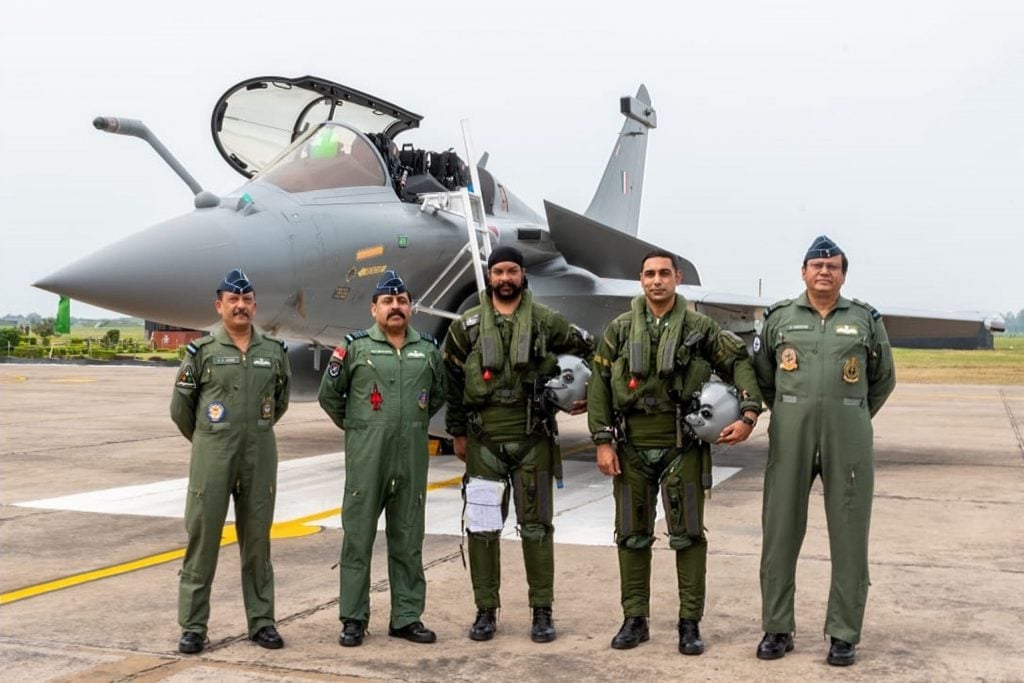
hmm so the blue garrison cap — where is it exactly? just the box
[374,270,407,297]
[217,268,253,294]
[805,235,844,261]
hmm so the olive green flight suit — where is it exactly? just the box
[444,291,593,609]
[588,295,763,620]
[318,324,444,628]
[753,293,895,644]
[170,326,291,638]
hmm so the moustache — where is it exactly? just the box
[232,308,250,317]
[387,310,407,319]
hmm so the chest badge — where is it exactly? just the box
[206,401,226,423]
[261,396,273,420]
[843,356,860,383]
[418,389,429,411]
[370,383,383,411]
[835,324,859,336]
[780,347,798,371]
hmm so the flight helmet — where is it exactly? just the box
[684,381,740,443]
[545,354,591,413]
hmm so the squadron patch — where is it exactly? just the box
[327,360,341,378]
[752,336,762,354]
[261,396,273,419]
[176,365,197,389]
[206,401,226,423]
[418,389,429,411]
[843,356,860,383]
[780,347,798,371]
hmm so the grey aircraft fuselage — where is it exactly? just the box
[34,75,1003,399]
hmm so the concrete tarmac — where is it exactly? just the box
[1,364,1022,681]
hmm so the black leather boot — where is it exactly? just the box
[469,608,497,641]
[531,606,556,643]
[828,637,855,666]
[338,619,365,647]
[756,632,794,660]
[610,617,649,650]
[178,631,205,654]
[677,618,704,655]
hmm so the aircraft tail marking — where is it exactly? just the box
[583,84,657,237]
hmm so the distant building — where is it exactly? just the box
[145,321,202,350]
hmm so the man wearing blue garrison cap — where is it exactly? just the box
[171,269,291,654]
[318,270,445,647]
[753,236,895,667]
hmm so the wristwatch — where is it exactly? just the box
[740,413,757,427]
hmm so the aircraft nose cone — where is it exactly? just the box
[34,208,274,329]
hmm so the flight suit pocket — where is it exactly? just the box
[772,332,815,396]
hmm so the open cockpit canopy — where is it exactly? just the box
[211,75,422,178]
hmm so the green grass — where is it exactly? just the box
[893,335,1024,384]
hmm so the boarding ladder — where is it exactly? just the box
[412,120,492,321]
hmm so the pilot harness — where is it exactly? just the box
[457,304,564,565]
[607,309,718,548]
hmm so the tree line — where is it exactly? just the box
[1003,310,1024,334]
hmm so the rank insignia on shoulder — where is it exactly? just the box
[327,360,341,378]
[176,365,197,389]
[185,342,198,356]
[260,396,273,420]
[206,401,226,423]
[344,330,369,344]
[780,347,798,371]
[843,356,860,383]
[419,332,439,347]
[463,313,480,329]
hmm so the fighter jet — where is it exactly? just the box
[35,75,1003,396]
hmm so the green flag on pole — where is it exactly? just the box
[55,296,71,334]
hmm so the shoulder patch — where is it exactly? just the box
[175,364,197,389]
[763,298,793,319]
[263,333,287,351]
[852,298,882,321]
[419,332,440,348]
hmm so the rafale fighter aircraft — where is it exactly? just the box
[35,75,1003,397]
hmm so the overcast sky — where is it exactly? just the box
[2,0,1021,320]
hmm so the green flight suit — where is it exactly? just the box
[588,295,763,620]
[444,290,593,609]
[753,292,895,644]
[318,324,445,629]
[170,326,291,638]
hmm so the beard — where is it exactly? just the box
[490,280,523,302]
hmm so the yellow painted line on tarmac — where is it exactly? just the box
[0,374,28,383]
[0,474,464,606]
[50,378,97,384]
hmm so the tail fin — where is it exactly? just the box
[583,84,657,236]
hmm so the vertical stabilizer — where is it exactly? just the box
[583,85,657,236]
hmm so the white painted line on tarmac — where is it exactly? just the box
[15,454,740,547]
